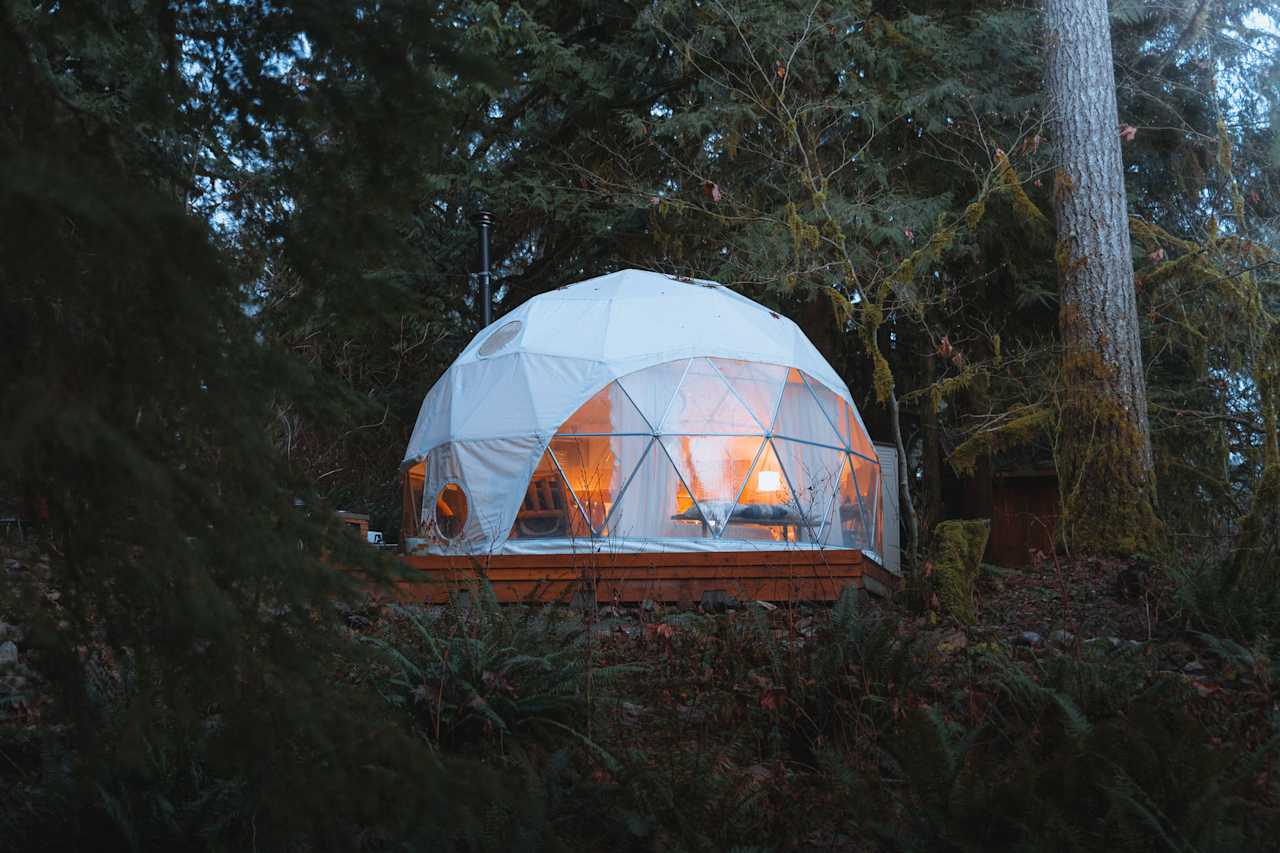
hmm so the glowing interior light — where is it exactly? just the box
[757,470,782,492]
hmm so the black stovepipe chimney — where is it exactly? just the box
[471,210,495,328]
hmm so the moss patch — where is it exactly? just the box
[948,404,1053,478]
[931,519,991,624]
[996,151,1049,238]
[1055,331,1162,555]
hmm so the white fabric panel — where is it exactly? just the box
[449,354,540,440]
[419,442,469,543]
[424,436,547,553]
[405,369,457,462]
[516,353,614,440]
[518,296,613,359]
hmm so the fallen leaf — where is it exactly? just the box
[1189,679,1218,698]
[644,622,675,640]
[702,180,722,203]
[760,688,786,711]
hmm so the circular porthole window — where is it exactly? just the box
[434,483,468,540]
[477,320,522,357]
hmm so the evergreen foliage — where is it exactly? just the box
[0,2,499,847]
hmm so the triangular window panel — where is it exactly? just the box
[661,358,760,434]
[557,381,651,436]
[602,438,705,540]
[871,464,884,555]
[506,447,591,541]
[720,438,807,543]
[772,369,844,448]
[849,454,883,554]
[549,436,632,535]
[659,434,764,536]
[802,372,876,459]
[709,358,788,432]
[772,437,848,543]
[823,454,871,549]
[617,359,691,432]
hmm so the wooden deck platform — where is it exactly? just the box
[395,549,896,604]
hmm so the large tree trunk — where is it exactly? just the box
[1044,0,1159,553]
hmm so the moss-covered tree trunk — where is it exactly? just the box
[1044,0,1159,553]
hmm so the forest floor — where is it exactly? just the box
[3,546,1277,849]
[348,554,1277,849]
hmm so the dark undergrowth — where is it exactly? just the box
[2,544,1277,851]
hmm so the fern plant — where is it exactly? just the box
[1171,554,1280,643]
[368,583,640,751]
[807,586,924,747]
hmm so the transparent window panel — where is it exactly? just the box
[603,438,708,540]
[850,454,883,554]
[404,461,426,538]
[617,359,691,432]
[772,437,847,543]
[772,369,844,448]
[661,358,760,434]
[708,358,788,432]
[718,438,794,542]
[507,448,591,540]
[802,372,877,459]
[873,465,885,555]
[660,434,764,536]
[548,436,626,534]
[823,454,870,549]
[557,381,651,435]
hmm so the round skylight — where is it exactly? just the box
[477,320,522,357]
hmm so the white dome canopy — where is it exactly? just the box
[403,269,883,557]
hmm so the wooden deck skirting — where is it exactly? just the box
[395,549,896,604]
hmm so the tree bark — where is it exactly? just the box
[1044,0,1159,553]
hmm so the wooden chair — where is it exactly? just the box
[516,473,570,537]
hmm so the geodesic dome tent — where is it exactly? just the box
[401,269,884,561]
